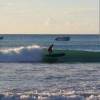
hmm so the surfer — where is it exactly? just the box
[48,44,54,55]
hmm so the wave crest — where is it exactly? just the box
[0,45,43,62]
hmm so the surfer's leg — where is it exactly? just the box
[49,51,52,55]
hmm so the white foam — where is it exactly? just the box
[1,93,100,100]
[86,95,100,100]
[0,45,41,54]
[0,45,43,62]
[0,89,100,100]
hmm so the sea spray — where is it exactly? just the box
[0,45,43,62]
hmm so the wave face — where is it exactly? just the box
[0,45,43,62]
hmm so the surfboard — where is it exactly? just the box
[43,52,66,63]
[46,53,66,57]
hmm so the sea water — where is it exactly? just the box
[0,34,100,100]
[0,63,100,100]
[0,34,100,62]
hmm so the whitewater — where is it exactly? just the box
[0,45,43,62]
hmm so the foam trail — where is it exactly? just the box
[0,45,43,62]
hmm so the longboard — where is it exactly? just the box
[44,53,66,63]
[46,53,66,57]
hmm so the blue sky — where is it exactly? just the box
[0,0,99,34]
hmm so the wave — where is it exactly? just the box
[0,45,43,62]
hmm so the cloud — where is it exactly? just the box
[45,17,57,26]
[0,0,98,34]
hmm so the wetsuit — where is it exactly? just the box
[48,44,53,54]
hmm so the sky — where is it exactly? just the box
[0,0,99,34]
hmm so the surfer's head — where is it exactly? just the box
[51,44,54,47]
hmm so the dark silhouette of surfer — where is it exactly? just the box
[48,44,54,55]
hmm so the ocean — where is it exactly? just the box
[0,34,100,62]
[0,34,100,100]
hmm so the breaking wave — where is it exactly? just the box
[0,45,43,62]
